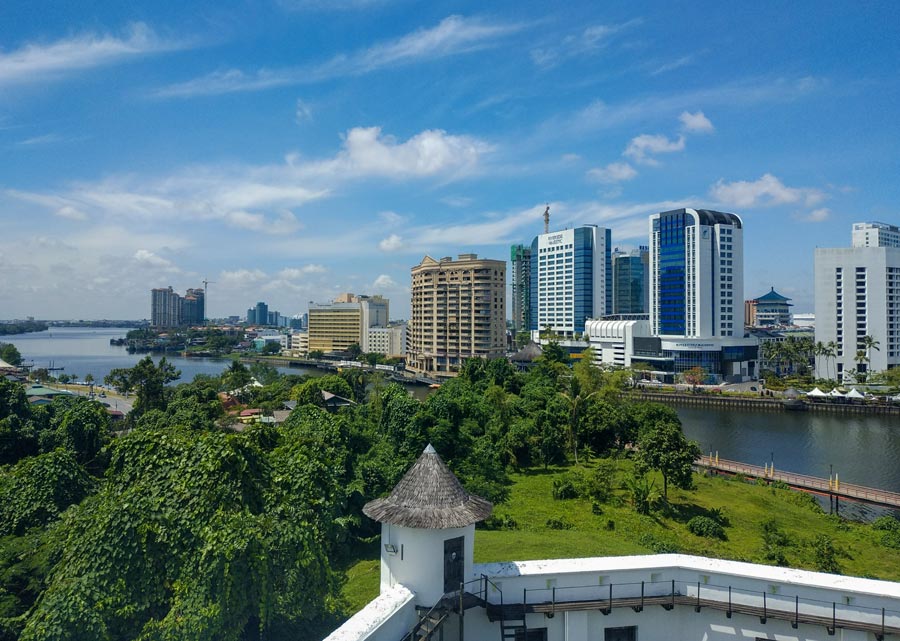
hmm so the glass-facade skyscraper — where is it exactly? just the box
[649,208,744,338]
[510,244,532,333]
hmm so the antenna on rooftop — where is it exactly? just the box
[543,204,550,234]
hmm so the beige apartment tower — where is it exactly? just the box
[408,254,506,376]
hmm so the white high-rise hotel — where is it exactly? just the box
[815,222,900,379]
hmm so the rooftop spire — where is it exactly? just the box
[543,205,550,234]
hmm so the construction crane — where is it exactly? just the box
[202,279,215,324]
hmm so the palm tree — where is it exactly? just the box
[559,376,598,465]
[862,335,881,372]
[854,350,869,382]
[826,341,838,382]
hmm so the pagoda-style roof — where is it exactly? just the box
[753,287,792,304]
[363,444,493,529]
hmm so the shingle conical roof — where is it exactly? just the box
[363,444,493,529]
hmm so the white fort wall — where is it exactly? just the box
[327,553,900,641]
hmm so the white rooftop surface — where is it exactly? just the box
[475,553,900,599]
[323,585,414,641]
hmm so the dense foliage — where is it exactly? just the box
[0,351,705,640]
[0,322,48,337]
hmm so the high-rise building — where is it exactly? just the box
[246,308,256,325]
[587,208,757,382]
[852,221,900,248]
[529,225,611,339]
[815,246,900,379]
[255,302,269,326]
[151,286,205,328]
[649,208,745,338]
[408,254,506,376]
[182,288,205,325]
[510,244,532,333]
[308,294,390,354]
[611,247,649,315]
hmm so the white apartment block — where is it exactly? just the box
[530,225,611,340]
[814,246,900,378]
[289,330,309,357]
[367,323,407,357]
[852,221,900,249]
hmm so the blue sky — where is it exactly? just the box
[2,1,898,320]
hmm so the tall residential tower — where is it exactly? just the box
[408,254,506,376]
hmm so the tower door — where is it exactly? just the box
[443,536,464,593]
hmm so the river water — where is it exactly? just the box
[2,326,317,383]
[4,327,898,497]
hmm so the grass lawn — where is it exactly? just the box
[337,459,900,617]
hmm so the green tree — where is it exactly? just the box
[812,534,841,574]
[290,375,353,408]
[681,366,708,390]
[0,342,22,367]
[104,356,180,416]
[346,343,363,359]
[222,358,253,392]
[261,341,282,355]
[634,419,700,499]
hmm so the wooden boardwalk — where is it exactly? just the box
[696,455,900,509]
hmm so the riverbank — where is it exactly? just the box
[632,390,900,415]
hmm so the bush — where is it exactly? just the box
[771,480,790,490]
[638,532,679,553]
[873,516,900,532]
[546,517,574,530]
[482,513,518,530]
[605,520,615,531]
[551,474,580,500]
[591,501,603,515]
[812,534,842,574]
[687,516,727,540]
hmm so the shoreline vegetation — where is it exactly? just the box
[2,347,900,639]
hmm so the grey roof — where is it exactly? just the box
[510,342,543,362]
[363,444,493,529]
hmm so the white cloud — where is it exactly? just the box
[799,208,831,223]
[6,126,488,234]
[372,274,399,289]
[678,110,714,133]
[133,249,179,272]
[219,269,268,289]
[587,161,637,184]
[623,133,685,165]
[379,234,404,251]
[332,126,491,178]
[154,15,521,98]
[277,265,327,279]
[0,23,187,88]
[710,173,826,208]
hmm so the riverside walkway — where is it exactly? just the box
[696,455,900,510]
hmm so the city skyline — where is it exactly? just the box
[2,2,899,320]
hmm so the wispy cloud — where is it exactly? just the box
[154,15,522,98]
[276,0,394,10]
[530,20,641,70]
[0,23,188,88]
[5,126,491,232]
[650,53,697,76]
[710,173,827,208]
[539,75,826,139]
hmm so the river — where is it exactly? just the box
[2,326,318,383]
[4,327,898,499]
